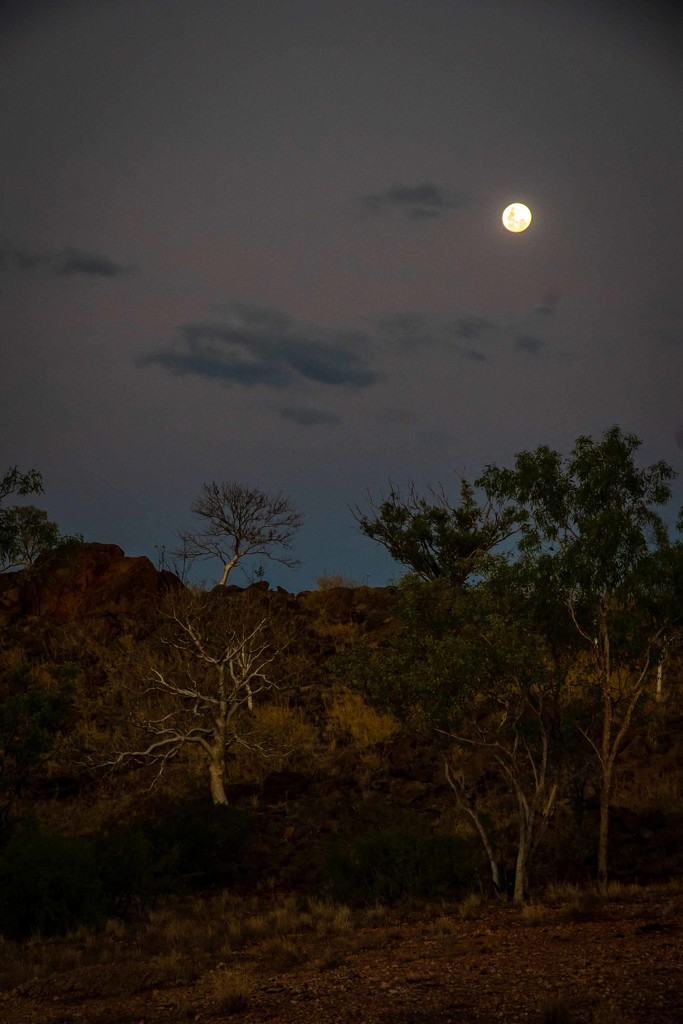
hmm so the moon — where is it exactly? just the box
[502,203,532,232]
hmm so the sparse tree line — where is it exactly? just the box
[1,425,682,906]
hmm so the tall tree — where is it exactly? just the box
[478,425,681,884]
[0,466,43,570]
[341,569,574,901]
[177,481,303,586]
[0,506,63,572]
[354,478,516,588]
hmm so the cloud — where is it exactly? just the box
[449,316,498,341]
[0,240,132,277]
[139,304,382,391]
[374,310,492,361]
[455,345,488,362]
[53,247,131,277]
[361,181,465,219]
[279,406,340,425]
[515,334,545,354]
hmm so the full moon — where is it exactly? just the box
[502,203,532,232]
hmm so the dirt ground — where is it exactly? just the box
[1,887,681,1024]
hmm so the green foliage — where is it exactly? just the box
[0,662,76,826]
[0,466,43,570]
[0,823,105,938]
[323,825,473,905]
[0,465,82,572]
[477,425,679,635]
[355,478,516,588]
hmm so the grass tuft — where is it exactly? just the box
[211,966,252,1014]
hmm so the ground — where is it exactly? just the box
[1,885,681,1024]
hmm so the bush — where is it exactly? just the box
[323,826,473,905]
[144,796,253,889]
[0,824,105,938]
[96,825,177,915]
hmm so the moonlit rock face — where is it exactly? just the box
[502,203,532,232]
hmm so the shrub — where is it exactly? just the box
[145,796,253,889]
[96,825,177,915]
[0,824,105,939]
[323,826,472,905]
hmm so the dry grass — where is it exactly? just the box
[457,891,482,920]
[0,891,363,996]
[1,881,679,1011]
[210,965,253,1014]
[521,901,552,926]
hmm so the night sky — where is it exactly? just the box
[2,0,683,589]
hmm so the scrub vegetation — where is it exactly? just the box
[1,426,682,1022]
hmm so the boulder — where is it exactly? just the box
[0,542,183,624]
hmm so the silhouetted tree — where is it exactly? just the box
[177,481,303,585]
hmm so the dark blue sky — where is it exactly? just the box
[2,0,683,588]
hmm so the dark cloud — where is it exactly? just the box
[455,346,487,362]
[279,406,340,425]
[139,304,382,391]
[375,312,430,346]
[375,310,493,360]
[0,241,131,277]
[361,181,465,219]
[54,248,131,277]
[515,335,545,355]
[449,316,498,341]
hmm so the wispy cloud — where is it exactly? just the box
[139,304,382,391]
[54,248,131,277]
[361,181,465,219]
[515,334,545,354]
[0,240,132,277]
[279,406,340,425]
[375,311,493,360]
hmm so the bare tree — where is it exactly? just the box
[177,481,303,586]
[107,589,292,804]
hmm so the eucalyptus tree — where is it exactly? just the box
[478,425,682,884]
[354,477,517,589]
[177,481,303,586]
[107,588,293,804]
[342,529,575,900]
[0,466,44,570]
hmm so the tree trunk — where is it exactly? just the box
[597,625,612,887]
[597,763,612,886]
[218,556,239,586]
[444,759,502,892]
[513,787,530,902]
[209,758,228,805]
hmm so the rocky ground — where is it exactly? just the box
[1,885,681,1024]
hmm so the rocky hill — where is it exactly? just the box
[1,543,682,894]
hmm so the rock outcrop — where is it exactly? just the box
[0,542,182,624]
